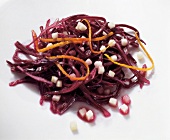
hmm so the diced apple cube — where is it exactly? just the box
[108,70,115,78]
[78,108,87,117]
[56,80,62,87]
[98,66,105,74]
[51,76,58,83]
[119,104,129,115]
[121,38,128,46]
[85,110,94,121]
[85,58,92,65]
[52,32,58,39]
[109,97,118,107]
[52,95,61,102]
[70,121,78,132]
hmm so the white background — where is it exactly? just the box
[0,0,170,140]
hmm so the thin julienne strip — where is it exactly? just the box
[32,30,40,52]
[40,32,114,43]
[104,32,154,71]
[33,30,113,53]
[32,30,71,53]
[83,19,103,54]
[38,41,71,53]
[47,55,90,81]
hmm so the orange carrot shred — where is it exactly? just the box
[47,55,90,81]
[104,32,154,71]
[83,19,102,54]
[37,41,71,53]
[40,32,114,43]
[93,32,114,41]
[32,30,39,52]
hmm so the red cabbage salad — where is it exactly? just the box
[7,14,154,119]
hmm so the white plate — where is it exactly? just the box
[0,0,170,140]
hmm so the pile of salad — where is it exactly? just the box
[7,14,154,122]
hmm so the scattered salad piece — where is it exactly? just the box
[75,22,87,31]
[100,45,106,52]
[110,54,118,61]
[85,110,94,121]
[94,61,103,68]
[108,39,116,47]
[108,22,115,29]
[119,104,129,115]
[121,94,131,105]
[78,108,95,122]
[108,70,115,78]
[85,58,92,65]
[78,108,87,118]
[7,14,154,123]
[56,80,62,87]
[52,32,58,39]
[70,121,78,132]
[52,95,61,102]
[136,51,144,60]
[102,31,107,36]
[46,43,53,47]
[121,38,128,46]
[98,66,105,74]
[51,76,58,83]
[109,97,118,107]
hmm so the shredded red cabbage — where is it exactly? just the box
[7,14,150,117]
